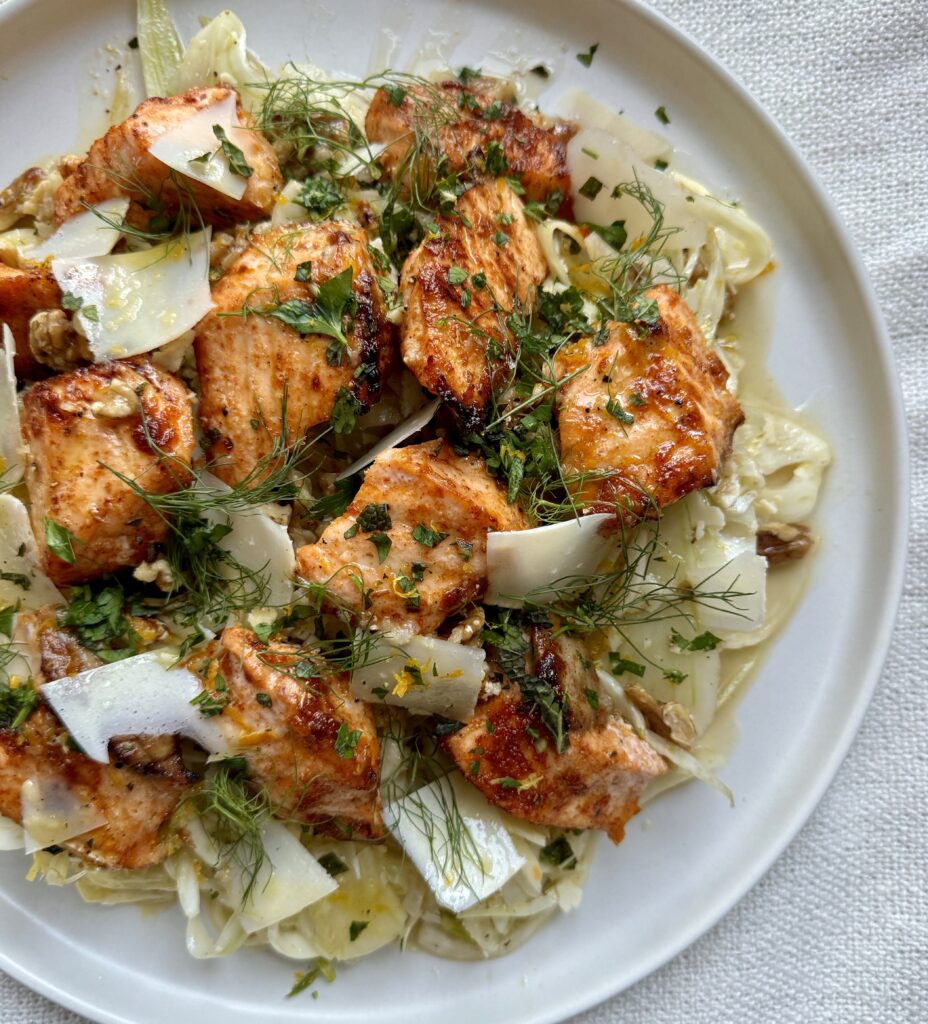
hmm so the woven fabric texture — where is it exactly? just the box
[0,0,924,1020]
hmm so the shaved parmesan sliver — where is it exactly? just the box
[52,229,213,362]
[0,325,23,485]
[198,471,295,607]
[383,774,525,913]
[336,398,440,481]
[567,129,706,257]
[214,821,337,933]
[149,93,250,200]
[351,634,486,721]
[0,494,63,609]
[28,198,129,260]
[42,651,227,763]
[486,513,616,607]
[21,776,106,854]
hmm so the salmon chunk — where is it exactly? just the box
[21,358,195,585]
[0,262,61,378]
[365,78,574,209]
[194,221,396,485]
[400,180,546,426]
[295,441,527,634]
[553,285,743,518]
[446,628,666,842]
[0,704,190,869]
[209,627,383,840]
[54,88,283,226]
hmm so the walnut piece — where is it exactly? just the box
[756,522,814,566]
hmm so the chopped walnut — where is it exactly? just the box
[756,522,814,566]
[132,558,176,592]
[447,606,486,646]
[625,683,698,748]
[209,224,253,278]
[28,309,91,372]
[0,156,81,232]
[88,378,143,419]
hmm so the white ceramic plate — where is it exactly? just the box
[0,1,907,1022]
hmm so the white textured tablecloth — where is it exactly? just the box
[2,0,925,1021]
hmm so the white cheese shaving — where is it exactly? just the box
[41,651,227,763]
[212,821,337,933]
[351,634,486,721]
[148,93,251,200]
[383,774,525,912]
[51,228,213,362]
[485,513,616,607]
[28,197,129,260]
[197,471,295,607]
[21,776,106,855]
[0,494,63,609]
[0,325,23,485]
[567,128,706,258]
[336,398,441,481]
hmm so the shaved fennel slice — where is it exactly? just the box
[41,651,226,763]
[671,171,773,287]
[383,775,525,913]
[0,494,63,609]
[137,0,184,98]
[21,777,106,855]
[557,89,671,164]
[51,229,212,362]
[351,635,486,721]
[168,10,268,113]
[197,471,295,607]
[28,197,129,260]
[485,513,616,607]
[0,325,23,485]
[213,822,337,933]
[335,398,440,481]
[567,129,706,259]
[149,93,251,200]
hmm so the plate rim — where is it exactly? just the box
[0,0,910,1020]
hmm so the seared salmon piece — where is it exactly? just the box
[21,358,195,585]
[553,285,743,518]
[0,262,60,378]
[365,79,574,210]
[400,180,546,426]
[295,440,527,635]
[208,627,383,840]
[194,221,396,485]
[54,88,283,226]
[446,629,666,842]
[0,703,190,869]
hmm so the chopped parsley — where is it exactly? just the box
[297,176,344,219]
[266,267,357,365]
[349,920,369,942]
[334,722,362,759]
[540,835,577,869]
[670,628,721,652]
[576,43,599,67]
[212,125,253,178]
[578,176,604,200]
[317,852,348,877]
[44,518,78,565]
[330,387,363,435]
[655,105,671,125]
[608,653,646,677]
[369,532,392,564]
[411,524,449,548]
